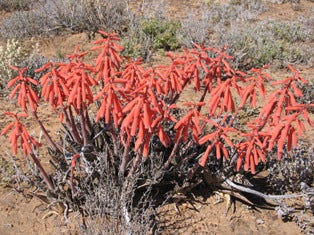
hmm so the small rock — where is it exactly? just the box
[256,219,264,225]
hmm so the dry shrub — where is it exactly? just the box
[77,156,165,234]
[0,0,131,38]
[267,143,314,194]
[179,0,265,47]
[297,81,314,113]
[178,2,313,69]
[0,0,33,11]
[218,21,313,69]
[0,9,50,38]
[266,144,314,235]
[0,39,48,92]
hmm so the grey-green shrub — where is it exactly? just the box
[207,0,265,24]
[179,0,265,47]
[178,0,313,69]
[0,10,50,39]
[219,20,314,68]
[0,0,131,38]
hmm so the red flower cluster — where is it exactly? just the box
[2,31,313,178]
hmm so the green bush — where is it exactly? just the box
[121,18,181,60]
[141,18,181,50]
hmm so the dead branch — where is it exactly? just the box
[222,176,313,205]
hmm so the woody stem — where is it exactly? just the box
[128,147,143,177]
[63,107,82,144]
[30,153,54,191]
[119,143,130,177]
[84,108,92,135]
[197,84,209,112]
[68,106,82,143]
[163,137,181,169]
[32,111,59,152]
[106,121,118,156]
[170,78,191,105]
[80,104,88,146]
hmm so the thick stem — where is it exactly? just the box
[80,105,88,146]
[30,153,54,191]
[163,138,181,169]
[197,84,209,112]
[32,111,59,152]
[121,179,132,235]
[84,108,92,135]
[107,122,119,156]
[128,150,142,177]
[63,107,82,144]
[119,143,130,177]
[170,78,191,104]
[69,106,82,143]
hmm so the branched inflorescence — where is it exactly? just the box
[2,31,313,196]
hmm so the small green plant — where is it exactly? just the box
[141,18,181,50]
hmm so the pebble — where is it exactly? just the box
[256,219,264,225]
